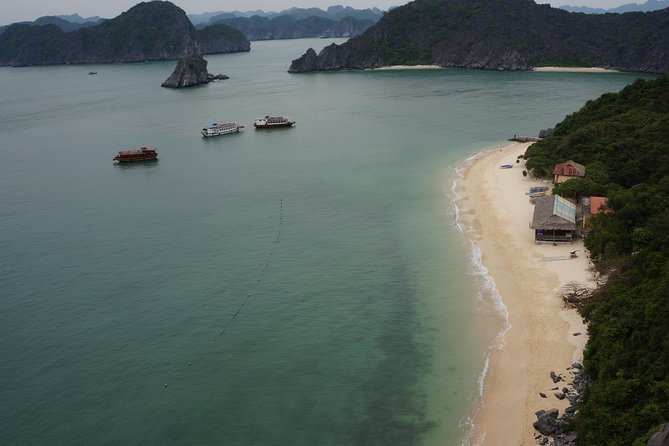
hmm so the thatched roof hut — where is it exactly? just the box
[531,195,577,243]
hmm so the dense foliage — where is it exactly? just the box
[289,0,669,73]
[524,75,669,445]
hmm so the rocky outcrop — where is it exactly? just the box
[647,423,669,446]
[533,363,587,446]
[288,0,669,73]
[161,56,228,88]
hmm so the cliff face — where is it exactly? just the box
[0,1,249,67]
[289,0,669,73]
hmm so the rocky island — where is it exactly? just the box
[161,55,229,88]
[288,0,669,73]
[0,1,249,67]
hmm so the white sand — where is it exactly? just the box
[533,66,618,73]
[370,64,442,70]
[456,143,592,445]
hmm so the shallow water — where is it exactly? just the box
[0,38,651,445]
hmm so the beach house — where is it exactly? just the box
[530,195,577,244]
[553,160,586,184]
[582,196,608,233]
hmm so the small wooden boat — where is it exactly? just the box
[500,164,513,169]
[113,147,158,163]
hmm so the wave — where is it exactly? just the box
[447,153,512,446]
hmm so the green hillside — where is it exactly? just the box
[289,0,669,73]
[524,75,669,445]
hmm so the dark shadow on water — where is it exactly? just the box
[353,257,436,446]
[201,132,245,142]
[113,159,160,169]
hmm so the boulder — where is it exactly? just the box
[533,408,560,436]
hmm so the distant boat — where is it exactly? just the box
[500,164,513,169]
[88,71,97,75]
[113,147,158,163]
[253,116,295,129]
[201,122,244,137]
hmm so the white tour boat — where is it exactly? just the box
[201,122,244,137]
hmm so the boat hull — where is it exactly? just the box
[113,156,158,163]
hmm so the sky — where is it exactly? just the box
[1,0,650,25]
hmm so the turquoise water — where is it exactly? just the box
[0,39,651,445]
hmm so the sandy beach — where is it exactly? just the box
[532,66,618,73]
[370,64,442,70]
[456,142,592,445]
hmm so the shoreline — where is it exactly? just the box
[532,66,618,73]
[369,64,442,70]
[454,142,591,445]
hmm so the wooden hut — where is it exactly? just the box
[553,160,586,184]
[531,195,577,243]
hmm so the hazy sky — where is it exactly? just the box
[2,0,649,25]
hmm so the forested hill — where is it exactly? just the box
[0,1,249,67]
[289,0,669,73]
[524,75,669,445]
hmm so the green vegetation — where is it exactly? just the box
[524,75,669,445]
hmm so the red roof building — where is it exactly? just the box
[553,160,586,183]
[582,196,609,232]
[589,196,608,215]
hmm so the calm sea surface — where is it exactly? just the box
[0,39,651,445]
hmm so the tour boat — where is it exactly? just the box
[253,116,295,128]
[113,147,158,163]
[201,122,244,137]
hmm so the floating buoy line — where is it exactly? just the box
[164,199,284,389]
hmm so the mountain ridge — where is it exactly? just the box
[210,15,374,41]
[558,0,669,14]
